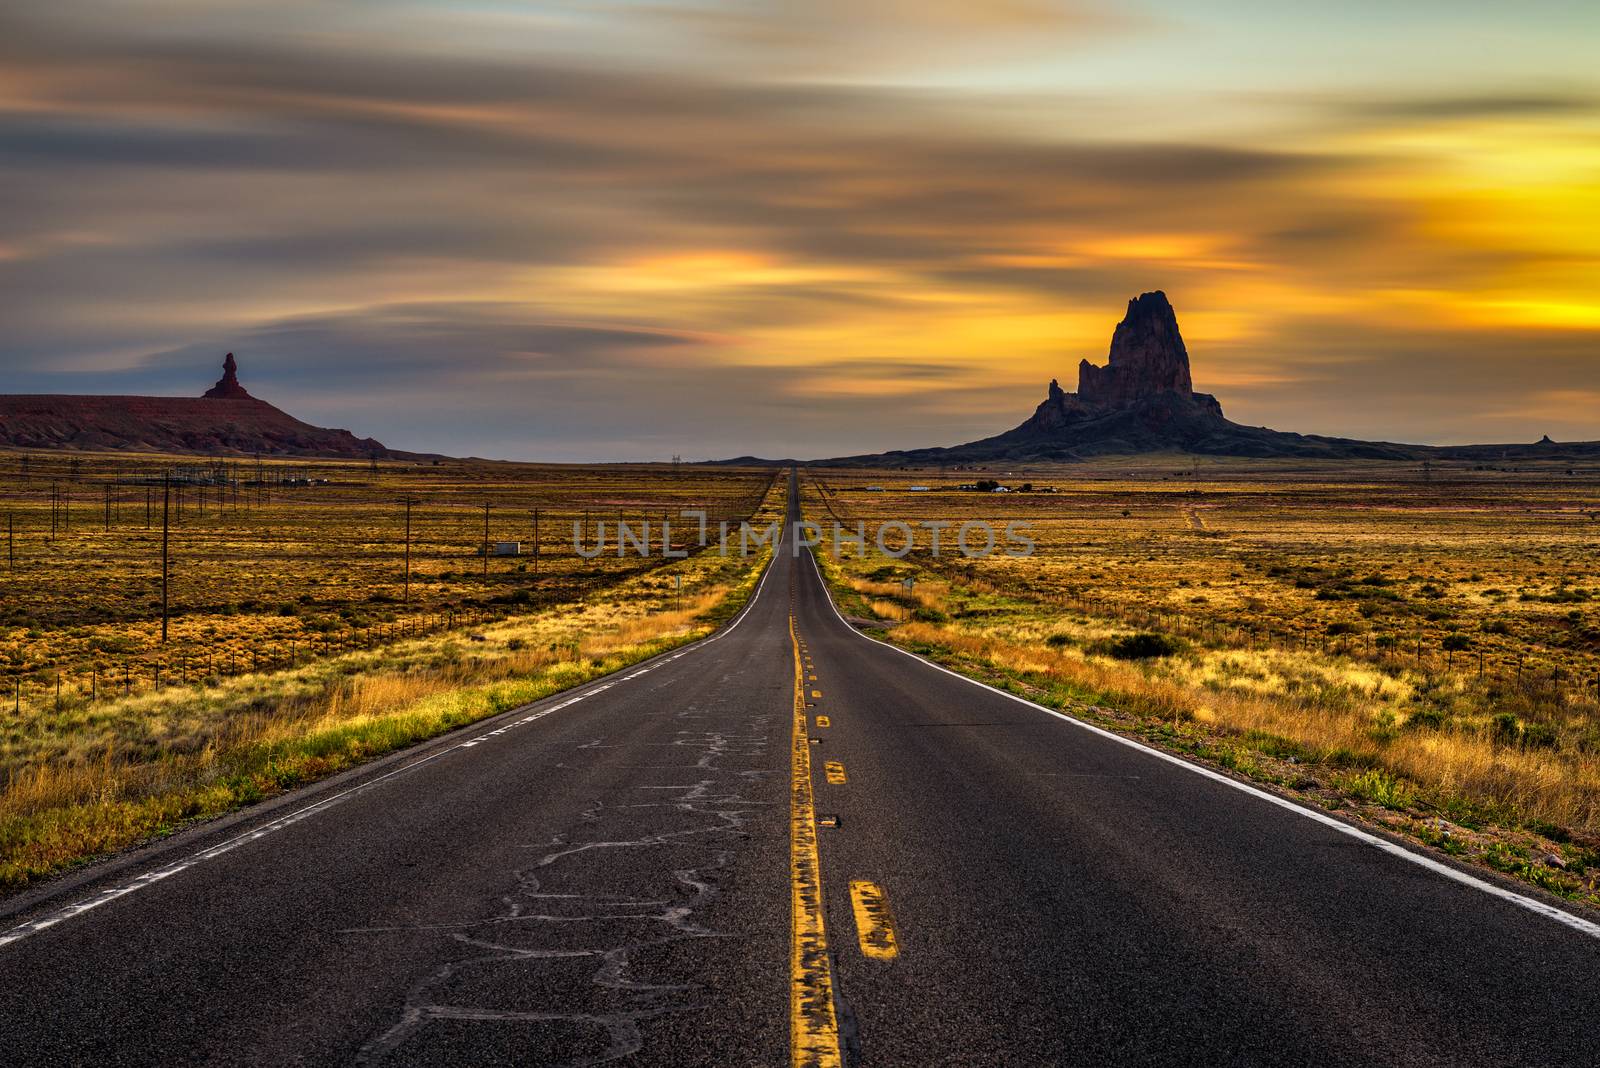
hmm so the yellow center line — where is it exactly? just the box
[849,880,901,960]
[788,611,843,1067]
[824,760,847,784]
[815,715,831,728]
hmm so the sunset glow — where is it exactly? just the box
[2,1,1597,458]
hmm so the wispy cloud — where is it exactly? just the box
[1,2,1597,458]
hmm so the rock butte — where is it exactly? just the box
[0,354,396,458]
[813,291,1597,465]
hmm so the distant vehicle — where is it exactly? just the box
[908,486,930,491]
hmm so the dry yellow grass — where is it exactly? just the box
[895,621,1600,831]
[0,450,777,713]
[804,464,1600,898]
[0,472,787,893]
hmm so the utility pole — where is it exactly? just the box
[104,484,111,531]
[161,473,171,643]
[531,508,540,576]
[482,502,490,580]
[400,497,418,601]
[6,512,12,569]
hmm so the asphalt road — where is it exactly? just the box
[4,469,1600,1066]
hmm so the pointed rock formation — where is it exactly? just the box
[1077,291,1193,405]
[815,290,1452,463]
[0,353,405,458]
[202,352,252,399]
[996,291,1225,449]
[773,290,1600,466]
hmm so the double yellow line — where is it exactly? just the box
[788,611,843,1067]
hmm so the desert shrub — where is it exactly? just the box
[89,635,138,654]
[1106,632,1180,660]
[1405,706,1447,730]
[1520,721,1559,750]
[1491,712,1521,746]
[1341,768,1415,809]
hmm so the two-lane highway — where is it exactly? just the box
[4,468,1600,1065]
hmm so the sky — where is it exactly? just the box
[2,1,1598,461]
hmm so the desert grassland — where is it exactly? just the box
[0,453,782,893]
[0,451,774,704]
[802,458,1600,902]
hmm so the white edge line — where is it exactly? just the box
[0,541,783,950]
[801,545,1600,941]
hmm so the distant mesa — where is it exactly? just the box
[0,353,406,458]
[813,291,1600,465]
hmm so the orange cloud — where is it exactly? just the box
[2,3,1598,457]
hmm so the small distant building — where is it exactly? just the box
[492,541,521,556]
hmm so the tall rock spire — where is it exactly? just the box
[1076,291,1193,406]
[202,352,252,399]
